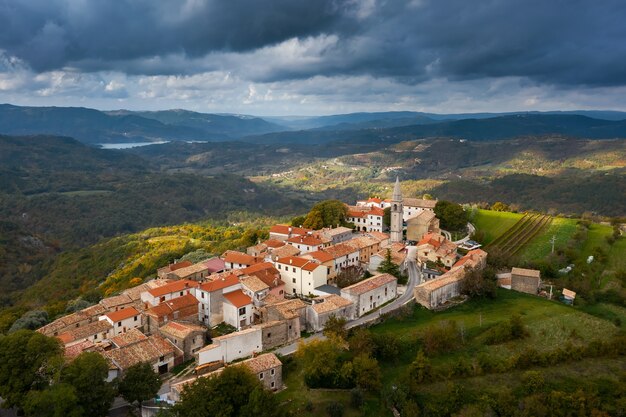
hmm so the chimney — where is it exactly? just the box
[289,259,293,265]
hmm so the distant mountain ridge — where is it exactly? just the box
[2,103,626,146]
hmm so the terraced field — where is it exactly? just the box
[486,213,553,256]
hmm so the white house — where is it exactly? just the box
[275,256,328,296]
[196,327,263,366]
[321,243,361,274]
[99,307,142,336]
[347,206,385,233]
[340,273,397,317]
[140,279,197,308]
[195,274,242,327]
[223,289,253,330]
[286,234,324,254]
[222,251,258,270]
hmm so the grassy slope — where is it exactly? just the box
[471,209,523,245]
[518,217,578,262]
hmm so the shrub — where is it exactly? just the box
[350,388,364,408]
[326,401,344,417]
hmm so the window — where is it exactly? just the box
[271,382,275,388]
[201,292,205,299]
[159,356,164,362]
[292,278,296,283]
[118,322,122,327]
[267,332,271,338]
[292,267,296,273]
[134,316,138,321]
[180,291,183,296]
[385,287,388,296]
[259,372,264,380]
[238,307,246,315]
[271,369,275,376]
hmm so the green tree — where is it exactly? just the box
[434,200,468,232]
[61,352,115,417]
[296,338,346,388]
[323,315,348,340]
[291,215,307,227]
[383,207,391,228]
[377,249,407,284]
[407,350,432,391]
[352,354,381,391]
[491,201,510,212]
[348,328,374,357]
[8,310,49,332]
[460,267,497,299]
[0,330,63,409]
[174,365,277,417]
[23,384,82,417]
[302,200,349,229]
[118,362,161,408]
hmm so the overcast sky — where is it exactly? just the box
[1,0,625,116]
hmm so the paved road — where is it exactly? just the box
[275,251,421,356]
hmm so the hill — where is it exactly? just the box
[0,135,306,308]
[0,104,286,145]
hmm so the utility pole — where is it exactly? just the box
[550,235,557,254]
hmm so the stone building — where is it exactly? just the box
[340,273,397,317]
[511,267,541,294]
[158,321,207,361]
[390,177,404,243]
[306,294,354,332]
[254,319,299,350]
[413,265,466,309]
[406,210,440,242]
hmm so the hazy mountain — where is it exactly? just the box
[0,104,287,145]
[244,114,626,145]
[266,111,434,129]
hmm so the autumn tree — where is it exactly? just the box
[323,315,348,340]
[352,354,381,391]
[407,350,432,390]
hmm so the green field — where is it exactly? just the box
[472,209,523,244]
[518,217,578,262]
[278,290,622,416]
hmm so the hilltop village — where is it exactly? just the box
[36,178,522,405]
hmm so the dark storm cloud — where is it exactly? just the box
[1,0,626,88]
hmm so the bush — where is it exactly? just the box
[422,321,461,355]
[350,388,364,408]
[326,401,344,417]
[8,310,49,333]
[484,314,529,345]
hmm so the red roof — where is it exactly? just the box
[223,290,252,308]
[286,235,323,246]
[367,197,383,203]
[146,294,198,318]
[306,251,334,263]
[106,307,140,322]
[264,239,285,248]
[275,256,323,272]
[348,210,367,218]
[223,251,257,266]
[169,260,193,271]
[147,280,197,297]
[198,274,240,292]
[368,207,385,216]
[269,225,312,236]
[203,257,226,273]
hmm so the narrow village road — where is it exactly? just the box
[275,248,420,356]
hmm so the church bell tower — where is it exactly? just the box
[390,177,403,243]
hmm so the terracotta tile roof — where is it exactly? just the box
[276,256,311,268]
[453,249,487,268]
[99,294,133,310]
[407,210,436,222]
[170,260,193,271]
[403,198,437,209]
[269,298,307,319]
[223,250,257,266]
[198,274,240,292]
[58,320,112,344]
[80,304,108,317]
[286,235,323,246]
[322,243,359,259]
[105,307,140,322]
[244,353,282,373]
[416,265,466,291]
[562,288,576,299]
[201,257,225,273]
[364,231,390,242]
[341,273,397,295]
[223,289,252,308]
[365,197,383,204]
[511,267,541,278]
[311,295,353,314]
[147,280,197,298]
[64,340,95,360]
[211,327,259,343]
[348,210,367,218]
[305,251,334,263]
[123,281,167,301]
[104,334,176,370]
[159,321,206,339]
[368,207,385,216]
[269,225,312,236]
[375,244,407,265]
[264,239,285,248]
[271,244,300,259]
[347,236,379,250]
[110,328,148,348]
[146,294,198,318]
[241,275,270,293]
[169,262,210,279]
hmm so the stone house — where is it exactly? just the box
[166,262,211,281]
[105,331,180,376]
[511,267,541,295]
[144,294,198,334]
[369,242,407,274]
[57,320,113,347]
[158,321,207,361]
[306,295,354,332]
[254,319,299,350]
[406,210,440,242]
[340,273,397,317]
[240,262,286,298]
[346,236,381,265]
[264,298,307,336]
[196,327,262,366]
[413,265,466,309]
[157,261,193,279]
[416,233,458,268]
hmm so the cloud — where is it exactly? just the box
[0,1,625,113]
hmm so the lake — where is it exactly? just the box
[98,141,169,149]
